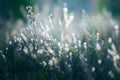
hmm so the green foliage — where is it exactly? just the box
[0,26,120,80]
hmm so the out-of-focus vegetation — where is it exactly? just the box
[0,0,120,80]
[98,0,120,20]
[0,0,34,48]
[0,0,95,46]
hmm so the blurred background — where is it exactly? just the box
[0,0,120,46]
[0,0,120,80]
